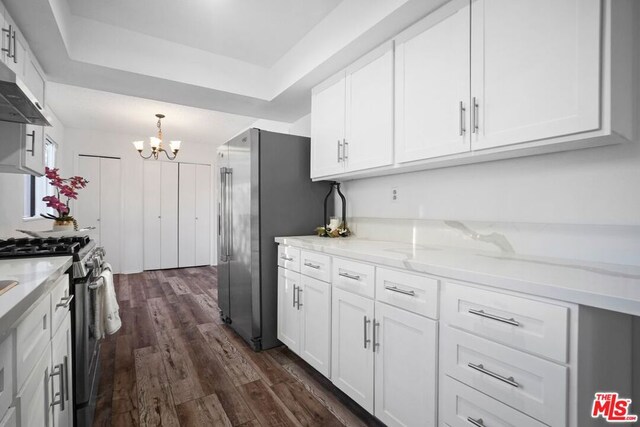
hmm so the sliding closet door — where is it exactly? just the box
[100,157,121,273]
[143,162,161,270]
[77,156,101,245]
[194,164,211,266]
[160,162,179,268]
[178,163,196,267]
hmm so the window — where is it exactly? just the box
[24,137,58,218]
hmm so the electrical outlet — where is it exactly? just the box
[391,187,399,202]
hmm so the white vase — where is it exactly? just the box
[52,219,75,232]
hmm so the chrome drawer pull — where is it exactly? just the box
[292,285,297,308]
[467,417,485,427]
[56,294,74,309]
[363,316,371,349]
[303,262,320,270]
[468,308,519,327]
[339,272,360,281]
[468,363,519,388]
[280,255,294,261]
[384,285,415,296]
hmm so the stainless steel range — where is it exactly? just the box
[0,236,106,427]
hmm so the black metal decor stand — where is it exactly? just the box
[323,181,347,235]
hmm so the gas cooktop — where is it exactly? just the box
[0,236,92,259]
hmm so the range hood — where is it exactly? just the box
[0,60,50,126]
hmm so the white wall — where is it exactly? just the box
[341,138,640,226]
[64,127,217,274]
[0,111,67,237]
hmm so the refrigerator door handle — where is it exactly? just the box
[218,168,227,262]
[226,168,233,259]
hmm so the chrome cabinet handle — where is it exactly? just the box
[303,262,320,269]
[468,362,519,388]
[296,288,303,309]
[63,356,69,401]
[472,97,479,133]
[338,272,360,281]
[467,417,485,427]
[280,255,294,261]
[363,316,371,349]
[337,140,342,162]
[50,363,65,410]
[1,25,11,57]
[56,294,74,309]
[384,285,415,297]
[343,139,348,160]
[459,101,466,136]
[468,308,519,326]
[292,285,297,308]
[26,130,36,156]
[372,320,380,352]
[11,30,16,63]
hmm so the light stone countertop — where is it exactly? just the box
[0,256,72,339]
[275,236,640,316]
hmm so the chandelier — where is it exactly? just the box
[132,114,181,160]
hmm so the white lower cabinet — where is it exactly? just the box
[331,288,375,412]
[277,267,300,351]
[51,313,73,427]
[16,342,52,427]
[374,301,437,427]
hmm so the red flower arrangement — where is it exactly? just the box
[40,167,89,223]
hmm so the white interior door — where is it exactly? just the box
[277,267,300,352]
[331,288,374,412]
[76,156,101,244]
[471,0,601,149]
[395,1,471,162]
[299,275,331,377]
[310,73,346,178]
[178,163,196,267]
[161,162,179,269]
[143,161,161,270]
[99,157,121,273]
[374,302,437,427]
[345,44,394,172]
[194,164,211,266]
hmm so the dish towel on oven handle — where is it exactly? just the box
[91,262,121,339]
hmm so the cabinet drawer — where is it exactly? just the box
[376,268,438,319]
[50,274,71,336]
[441,326,567,426]
[0,408,16,427]
[300,250,331,282]
[16,294,50,390]
[441,282,569,362]
[278,246,301,272]
[440,376,546,427]
[0,334,13,416]
[332,258,375,299]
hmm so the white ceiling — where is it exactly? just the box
[47,83,256,146]
[66,0,342,67]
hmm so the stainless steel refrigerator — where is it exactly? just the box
[216,128,330,350]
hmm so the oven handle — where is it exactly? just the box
[88,277,104,290]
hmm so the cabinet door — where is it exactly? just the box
[3,14,25,78]
[51,312,73,427]
[374,302,437,427]
[100,157,121,273]
[23,124,44,176]
[160,162,179,269]
[17,343,52,427]
[471,0,601,149]
[24,58,46,108]
[344,43,394,172]
[143,161,162,270]
[299,275,331,377]
[277,267,300,352]
[77,156,101,244]
[194,164,211,266]
[331,288,374,412]
[310,73,346,178]
[395,1,470,162]
[179,163,196,267]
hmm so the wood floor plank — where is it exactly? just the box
[168,276,191,296]
[148,297,180,332]
[111,334,139,422]
[198,323,261,387]
[144,274,166,299]
[116,274,131,303]
[179,293,218,325]
[175,393,233,427]
[134,346,181,427]
[93,335,116,427]
[271,380,344,427]
[238,380,301,427]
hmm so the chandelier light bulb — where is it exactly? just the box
[132,140,144,151]
[149,136,161,150]
[170,140,181,152]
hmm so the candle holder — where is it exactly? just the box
[315,181,350,237]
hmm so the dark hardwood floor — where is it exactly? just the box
[92,266,383,427]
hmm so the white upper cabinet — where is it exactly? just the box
[395,0,471,162]
[470,0,602,150]
[311,42,393,179]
